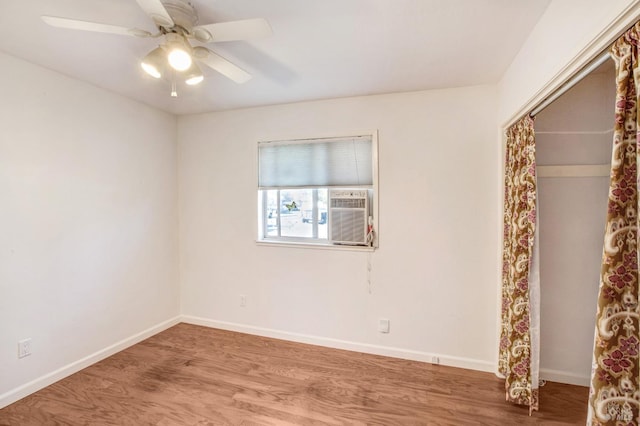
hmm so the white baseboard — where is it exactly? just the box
[0,316,182,409]
[540,368,590,387]
[1,314,588,410]
[181,315,495,373]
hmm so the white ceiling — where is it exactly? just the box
[0,0,551,115]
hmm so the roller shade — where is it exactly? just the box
[258,136,373,188]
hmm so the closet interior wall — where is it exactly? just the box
[534,60,615,386]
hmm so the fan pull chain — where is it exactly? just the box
[171,70,178,97]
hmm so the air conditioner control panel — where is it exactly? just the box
[330,189,368,199]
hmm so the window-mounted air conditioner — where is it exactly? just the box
[329,189,368,245]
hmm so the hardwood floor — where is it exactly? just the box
[0,323,588,425]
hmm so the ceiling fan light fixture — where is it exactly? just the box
[186,75,204,85]
[141,47,166,78]
[41,2,271,97]
[184,63,204,85]
[141,62,161,78]
[164,33,193,71]
[168,48,192,71]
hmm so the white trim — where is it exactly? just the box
[256,240,375,251]
[257,129,380,146]
[503,1,640,128]
[537,164,610,178]
[529,52,612,117]
[371,129,379,248]
[540,368,590,387]
[181,315,495,373]
[0,316,182,409]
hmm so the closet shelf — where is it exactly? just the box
[535,128,613,135]
[537,164,610,178]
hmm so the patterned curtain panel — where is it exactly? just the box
[588,22,640,426]
[499,115,540,413]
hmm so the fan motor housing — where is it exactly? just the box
[161,0,198,31]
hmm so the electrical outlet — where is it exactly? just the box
[431,356,440,365]
[18,338,32,358]
[378,318,390,333]
[240,295,246,307]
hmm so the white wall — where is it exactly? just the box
[0,52,180,406]
[2,0,633,404]
[498,0,638,125]
[178,86,501,369]
[535,66,614,385]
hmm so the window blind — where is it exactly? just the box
[258,136,373,188]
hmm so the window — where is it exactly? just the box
[258,133,377,248]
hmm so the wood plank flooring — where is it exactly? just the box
[0,323,588,425]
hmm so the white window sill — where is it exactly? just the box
[256,240,376,252]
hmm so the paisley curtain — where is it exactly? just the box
[587,22,640,426]
[499,115,540,414]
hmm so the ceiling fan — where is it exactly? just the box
[41,0,272,96]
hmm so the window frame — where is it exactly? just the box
[260,187,329,243]
[256,131,379,250]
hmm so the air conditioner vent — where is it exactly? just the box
[329,189,368,245]
[331,198,366,209]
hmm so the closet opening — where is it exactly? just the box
[533,58,615,386]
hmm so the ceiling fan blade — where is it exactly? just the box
[192,18,272,43]
[135,0,174,27]
[41,16,152,37]
[193,47,252,84]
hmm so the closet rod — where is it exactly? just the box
[530,51,612,117]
